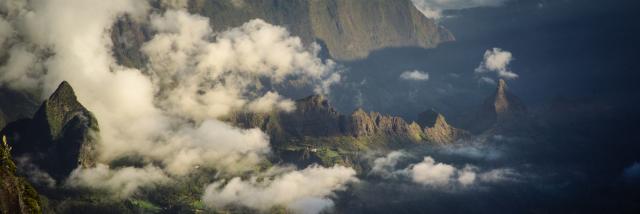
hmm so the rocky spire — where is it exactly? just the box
[491,79,526,120]
[2,81,99,180]
[33,81,89,140]
[417,109,469,144]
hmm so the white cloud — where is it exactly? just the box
[457,165,478,186]
[15,156,57,188]
[372,152,517,187]
[66,164,171,198]
[475,47,518,79]
[202,165,357,213]
[143,11,340,120]
[370,151,406,178]
[411,0,509,19]
[400,70,430,81]
[408,157,457,186]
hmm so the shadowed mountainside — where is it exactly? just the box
[0,82,99,181]
[1,136,41,214]
[112,0,453,68]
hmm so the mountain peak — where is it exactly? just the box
[35,81,87,140]
[417,110,469,144]
[416,109,441,128]
[49,81,77,103]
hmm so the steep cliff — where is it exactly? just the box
[0,136,41,214]
[417,109,469,144]
[1,81,99,180]
[112,0,454,66]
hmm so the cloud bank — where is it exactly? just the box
[202,165,357,213]
[411,0,509,19]
[371,152,518,187]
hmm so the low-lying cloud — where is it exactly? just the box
[411,0,509,19]
[371,151,518,187]
[66,164,171,198]
[400,70,430,81]
[202,165,357,213]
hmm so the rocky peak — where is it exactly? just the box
[33,81,89,140]
[2,81,99,180]
[417,110,469,144]
[489,79,526,120]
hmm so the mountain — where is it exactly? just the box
[490,79,527,122]
[112,0,453,67]
[465,79,528,133]
[0,82,99,180]
[0,136,41,214]
[417,109,470,144]
[226,95,468,167]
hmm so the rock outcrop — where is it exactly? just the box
[467,79,528,133]
[113,0,453,65]
[490,79,527,122]
[349,108,423,142]
[1,136,41,214]
[228,94,464,146]
[417,109,469,144]
[0,81,99,180]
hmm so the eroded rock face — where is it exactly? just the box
[0,136,41,214]
[1,81,99,180]
[349,108,423,142]
[113,0,453,64]
[228,95,461,145]
[418,109,469,144]
[492,79,527,121]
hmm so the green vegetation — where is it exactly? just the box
[1,136,42,214]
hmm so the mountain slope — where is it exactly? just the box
[0,136,41,214]
[417,109,470,144]
[1,81,99,180]
[113,0,453,67]
[464,79,528,133]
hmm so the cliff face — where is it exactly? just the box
[349,108,423,142]
[113,0,453,66]
[307,0,453,60]
[417,109,469,144]
[1,82,99,180]
[227,95,462,146]
[0,136,41,214]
